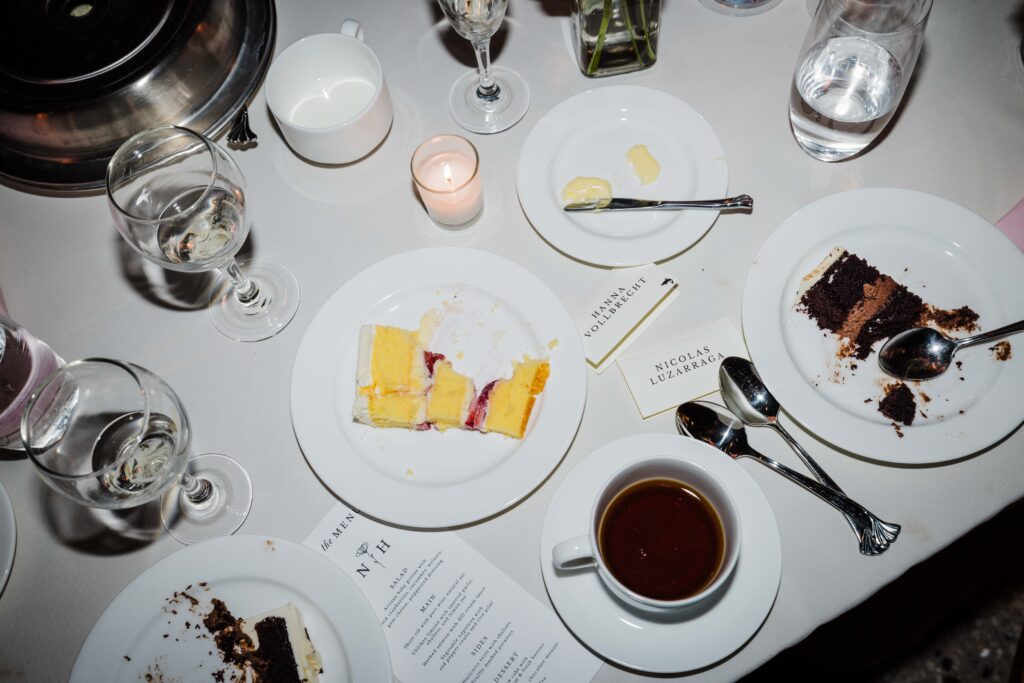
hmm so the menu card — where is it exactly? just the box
[304,503,601,683]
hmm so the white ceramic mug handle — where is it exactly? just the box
[552,535,596,571]
[341,19,365,41]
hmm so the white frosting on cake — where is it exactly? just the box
[355,325,375,389]
[796,246,847,303]
[240,602,322,683]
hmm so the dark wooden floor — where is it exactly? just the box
[741,497,1024,683]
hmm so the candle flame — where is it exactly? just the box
[443,163,453,187]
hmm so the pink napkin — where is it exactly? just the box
[997,197,1024,252]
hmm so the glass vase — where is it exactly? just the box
[571,0,661,78]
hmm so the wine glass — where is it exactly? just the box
[106,126,300,342]
[436,0,529,134]
[21,358,252,544]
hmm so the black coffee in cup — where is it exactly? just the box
[598,478,725,601]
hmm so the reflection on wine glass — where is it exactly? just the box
[21,359,252,544]
[106,126,300,342]
[436,0,529,134]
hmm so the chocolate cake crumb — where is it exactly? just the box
[879,382,916,426]
[864,398,872,403]
[920,392,932,403]
[990,341,1012,361]
[124,655,131,662]
[956,360,963,370]
[927,305,980,332]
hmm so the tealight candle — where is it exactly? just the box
[411,135,483,227]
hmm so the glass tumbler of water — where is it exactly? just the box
[21,359,253,544]
[106,126,300,342]
[789,0,932,161]
[0,314,62,450]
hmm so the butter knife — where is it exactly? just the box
[563,194,753,212]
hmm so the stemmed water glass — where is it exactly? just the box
[21,358,252,544]
[106,126,300,342]
[436,0,529,134]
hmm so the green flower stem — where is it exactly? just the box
[637,1,656,61]
[621,1,646,63]
[587,0,614,75]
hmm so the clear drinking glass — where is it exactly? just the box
[106,126,300,341]
[436,0,530,134]
[21,359,252,544]
[789,0,932,161]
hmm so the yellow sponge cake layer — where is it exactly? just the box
[354,392,427,429]
[483,358,550,439]
[426,359,476,431]
[356,325,429,395]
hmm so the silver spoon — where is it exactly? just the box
[719,356,863,539]
[720,357,838,485]
[676,400,900,556]
[878,321,1024,381]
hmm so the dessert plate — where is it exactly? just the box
[540,434,781,673]
[0,479,14,598]
[516,85,728,267]
[743,188,1024,464]
[291,247,587,528]
[71,536,391,683]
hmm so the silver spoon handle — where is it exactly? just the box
[772,422,843,491]
[955,319,1024,350]
[740,447,901,556]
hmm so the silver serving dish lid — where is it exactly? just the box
[0,0,275,193]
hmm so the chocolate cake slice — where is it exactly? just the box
[797,248,978,360]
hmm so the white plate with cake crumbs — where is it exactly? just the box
[71,536,391,683]
[516,85,728,267]
[742,188,1024,464]
[290,247,587,528]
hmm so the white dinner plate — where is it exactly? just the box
[516,85,728,267]
[291,247,587,528]
[0,479,14,598]
[540,434,781,674]
[71,536,391,683]
[743,188,1024,464]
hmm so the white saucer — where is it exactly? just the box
[517,85,728,267]
[539,434,781,673]
[0,479,14,598]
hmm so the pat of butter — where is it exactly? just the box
[626,145,660,185]
[561,176,612,205]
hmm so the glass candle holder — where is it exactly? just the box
[411,135,483,227]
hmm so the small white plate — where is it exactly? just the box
[71,536,391,683]
[291,247,587,528]
[743,188,1024,463]
[517,85,728,267]
[540,434,781,674]
[0,479,14,598]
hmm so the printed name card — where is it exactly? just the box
[571,264,679,373]
[304,503,601,683]
[617,317,748,418]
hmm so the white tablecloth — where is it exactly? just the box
[1,0,1023,680]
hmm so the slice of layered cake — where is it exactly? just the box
[797,247,979,360]
[204,599,323,683]
[467,357,551,439]
[353,325,431,429]
[352,321,549,438]
[426,357,476,431]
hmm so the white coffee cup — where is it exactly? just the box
[552,456,741,613]
[265,20,393,164]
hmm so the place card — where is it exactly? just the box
[571,264,679,373]
[304,503,601,683]
[617,317,748,418]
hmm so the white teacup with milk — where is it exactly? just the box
[265,20,393,164]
